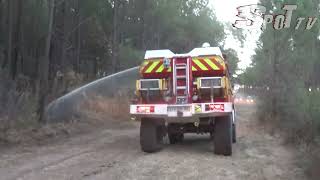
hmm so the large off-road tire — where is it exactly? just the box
[168,133,184,144]
[140,118,165,153]
[214,115,232,156]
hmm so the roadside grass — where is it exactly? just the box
[81,95,131,120]
[0,92,134,146]
[253,95,320,180]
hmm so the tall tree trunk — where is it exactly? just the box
[0,0,6,39]
[111,0,119,73]
[4,0,13,71]
[38,0,54,123]
[1,0,7,68]
[61,0,69,73]
[75,0,81,73]
[11,0,22,80]
[59,0,69,93]
[271,31,279,120]
[141,0,147,50]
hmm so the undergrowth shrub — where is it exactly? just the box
[0,72,38,142]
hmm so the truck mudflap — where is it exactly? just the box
[130,102,233,118]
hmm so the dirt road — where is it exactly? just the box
[0,105,307,180]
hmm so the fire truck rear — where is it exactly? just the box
[130,43,236,156]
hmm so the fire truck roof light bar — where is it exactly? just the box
[144,50,175,59]
[144,47,223,59]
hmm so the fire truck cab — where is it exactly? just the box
[130,44,236,156]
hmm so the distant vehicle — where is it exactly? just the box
[235,95,255,104]
[246,96,254,103]
[130,44,236,156]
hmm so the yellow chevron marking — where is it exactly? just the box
[145,61,160,73]
[193,59,208,71]
[216,56,226,68]
[156,65,164,73]
[192,66,197,71]
[140,61,149,72]
[204,58,219,70]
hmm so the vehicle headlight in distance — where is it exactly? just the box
[199,77,223,89]
[138,79,161,90]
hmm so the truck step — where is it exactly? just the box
[176,96,188,98]
[176,66,186,70]
[176,86,187,90]
[176,75,186,79]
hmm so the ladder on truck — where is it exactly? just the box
[173,57,191,104]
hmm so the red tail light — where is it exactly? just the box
[205,104,225,112]
[137,106,155,113]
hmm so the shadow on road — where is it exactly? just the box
[164,134,213,153]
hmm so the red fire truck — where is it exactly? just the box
[130,43,236,156]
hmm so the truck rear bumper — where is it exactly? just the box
[130,102,233,120]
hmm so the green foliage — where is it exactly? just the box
[118,45,144,70]
[223,48,239,76]
[0,0,242,129]
[240,0,320,140]
[0,0,227,77]
[309,92,320,132]
[119,0,225,52]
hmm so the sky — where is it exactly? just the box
[209,0,260,70]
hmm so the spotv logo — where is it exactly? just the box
[233,4,318,30]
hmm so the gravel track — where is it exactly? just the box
[0,105,307,180]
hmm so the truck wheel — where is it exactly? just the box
[214,115,232,156]
[140,118,165,153]
[232,123,236,143]
[168,133,184,144]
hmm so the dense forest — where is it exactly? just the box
[1,0,318,142]
[0,0,319,178]
[0,0,241,132]
[240,0,320,143]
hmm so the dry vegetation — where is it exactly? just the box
[0,73,38,143]
[0,70,93,146]
[82,95,131,120]
[0,78,134,146]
